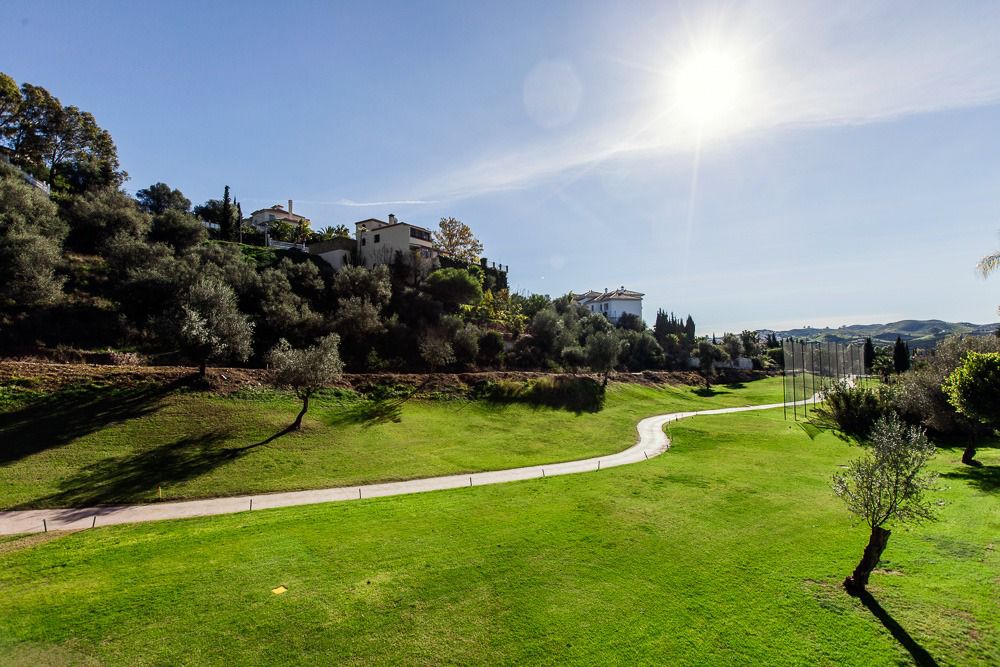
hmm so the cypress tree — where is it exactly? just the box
[685,315,696,342]
[893,336,909,374]
[220,185,233,241]
[863,337,875,371]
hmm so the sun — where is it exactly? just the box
[671,48,746,132]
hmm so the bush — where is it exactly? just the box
[815,381,890,437]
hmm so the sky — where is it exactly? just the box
[4,0,1000,334]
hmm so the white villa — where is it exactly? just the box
[355,214,435,268]
[573,287,644,324]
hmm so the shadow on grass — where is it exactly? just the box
[692,387,730,398]
[0,378,190,465]
[16,423,298,509]
[323,381,427,429]
[473,376,605,414]
[859,592,939,667]
[940,463,1000,494]
[724,382,747,390]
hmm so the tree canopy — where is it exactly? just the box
[432,217,483,264]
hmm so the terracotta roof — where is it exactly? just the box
[576,288,644,303]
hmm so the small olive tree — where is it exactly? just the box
[695,340,727,389]
[832,415,937,595]
[178,276,254,377]
[268,334,343,430]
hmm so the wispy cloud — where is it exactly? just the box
[334,198,438,207]
[413,2,1000,201]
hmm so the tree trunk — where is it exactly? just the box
[602,371,609,389]
[198,361,207,378]
[961,445,978,466]
[844,526,891,595]
[292,393,310,431]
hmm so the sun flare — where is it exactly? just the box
[672,47,747,133]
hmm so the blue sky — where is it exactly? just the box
[4,0,999,334]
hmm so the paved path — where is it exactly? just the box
[0,399,802,536]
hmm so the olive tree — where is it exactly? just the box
[268,334,343,431]
[586,330,620,388]
[178,276,254,377]
[833,415,937,595]
[695,340,727,389]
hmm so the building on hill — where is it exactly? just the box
[247,199,311,232]
[573,287,644,324]
[355,214,435,268]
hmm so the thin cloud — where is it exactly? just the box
[414,4,1000,201]
[334,198,438,207]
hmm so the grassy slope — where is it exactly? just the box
[0,409,996,665]
[0,377,784,509]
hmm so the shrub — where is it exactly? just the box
[815,381,890,437]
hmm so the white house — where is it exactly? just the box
[573,287,644,323]
[355,214,435,268]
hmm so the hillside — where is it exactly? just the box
[762,319,999,348]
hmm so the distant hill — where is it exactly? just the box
[760,320,1000,349]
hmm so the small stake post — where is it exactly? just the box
[358,488,362,499]
[542,468,545,478]
[597,460,601,470]
[249,498,253,511]
[92,515,97,528]
[43,519,47,533]
[644,452,649,460]
[469,476,473,487]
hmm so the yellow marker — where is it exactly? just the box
[271,586,287,595]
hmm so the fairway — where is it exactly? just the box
[0,406,996,666]
[0,377,785,509]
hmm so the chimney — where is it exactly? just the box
[388,213,397,225]
[288,199,293,215]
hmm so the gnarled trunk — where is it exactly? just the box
[962,445,978,466]
[844,526,891,595]
[291,392,310,431]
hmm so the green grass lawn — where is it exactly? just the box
[0,407,996,666]
[0,377,785,509]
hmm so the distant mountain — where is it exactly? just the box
[760,320,1000,349]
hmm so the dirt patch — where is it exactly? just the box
[1,360,774,396]
[0,531,68,555]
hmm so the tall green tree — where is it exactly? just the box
[136,182,191,214]
[943,351,1000,466]
[863,337,875,372]
[696,339,727,389]
[892,336,910,374]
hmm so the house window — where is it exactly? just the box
[374,234,380,243]
[361,237,367,246]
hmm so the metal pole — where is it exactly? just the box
[791,340,798,420]
[801,341,808,417]
[782,341,788,420]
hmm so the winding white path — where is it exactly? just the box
[0,399,802,536]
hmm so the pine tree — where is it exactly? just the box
[236,201,243,243]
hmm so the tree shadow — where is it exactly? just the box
[323,381,427,429]
[859,592,939,667]
[14,423,298,509]
[940,464,1000,494]
[473,376,605,414]
[724,382,747,390]
[692,387,729,398]
[0,378,190,466]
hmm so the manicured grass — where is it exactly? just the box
[0,377,785,509]
[0,408,995,665]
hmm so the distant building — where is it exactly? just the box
[355,214,435,268]
[247,199,311,232]
[573,287,644,324]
